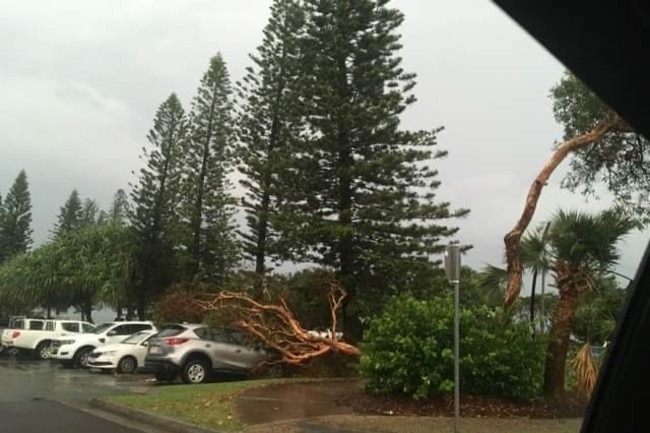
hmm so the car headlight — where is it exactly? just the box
[60,339,75,345]
[101,351,117,356]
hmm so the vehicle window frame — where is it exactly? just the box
[60,322,80,333]
[129,324,153,333]
[110,324,131,336]
[28,320,44,331]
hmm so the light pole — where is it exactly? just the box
[445,241,461,433]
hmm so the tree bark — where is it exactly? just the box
[254,67,286,277]
[137,295,147,320]
[82,301,93,324]
[543,271,581,397]
[504,116,628,307]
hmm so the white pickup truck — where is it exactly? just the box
[0,318,95,360]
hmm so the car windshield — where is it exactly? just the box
[91,323,114,335]
[121,331,150,345]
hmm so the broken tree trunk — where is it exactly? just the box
[196,282,361,366]
[503,115,630,307]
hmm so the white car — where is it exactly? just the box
[50,321,156,368]
[1,317,94,360]
[88,330,157,374]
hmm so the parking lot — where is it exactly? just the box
[0,356,153,404]
[0,356,157,433]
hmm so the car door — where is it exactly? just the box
[206,328,264,372]
[134,333,155,366]
[226,329,268,370]
[204,328,242,371]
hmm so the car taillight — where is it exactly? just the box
[164,337,189,346]
[11,331,20,339]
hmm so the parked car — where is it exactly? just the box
[0,316,25,356]
[0,317,94,360]
[0,317,9,356]
[88,330,157,374]
[144,324,272,384]
[50,321,156,368]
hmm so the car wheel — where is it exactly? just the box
[35,341,51,360]
[117,356,137,374]
[153,371,177,383]
[181,359,210,384]
[73,347,93,368]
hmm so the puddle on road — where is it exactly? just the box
[237,380,359,425]
[0,357,156,403]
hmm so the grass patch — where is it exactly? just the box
[108,378,284,432]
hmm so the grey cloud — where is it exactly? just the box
[0,0,646,282]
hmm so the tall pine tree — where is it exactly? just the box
[235,0,305,276]
[281,0,469,336]
[53,189,83,237]
[80,198,100,228]
[183,54,239,284]
[130,93,188,317]
[109,189,129,225]
[0,170,33,260]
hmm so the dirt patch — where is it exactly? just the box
[243,415,583,433]
[339,391,587,419]
[309,415,583,433]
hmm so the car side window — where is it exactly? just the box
[82,323,95,333]
[29,321,44,330]
[110,325,131,335]
[61,322,79,333]
[45,321,55,331]
[194,327,210,340]
[208,328,231,343]
[130,324,153,333]
[228,330,247,345]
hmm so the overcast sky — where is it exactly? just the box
[1,0,647,288]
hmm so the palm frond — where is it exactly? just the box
[476,264,507,302]
[572,342,598,398]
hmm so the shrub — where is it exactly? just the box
[360,295,544,400]
[151,283,208,325]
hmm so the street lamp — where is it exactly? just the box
[444,241,461,433]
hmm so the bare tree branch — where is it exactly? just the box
[504,115,630,307]
[196,283,361,365]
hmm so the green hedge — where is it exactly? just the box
[360,295,544,400]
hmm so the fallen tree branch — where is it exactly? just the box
[503,115,631,307]
[196,283,361,365]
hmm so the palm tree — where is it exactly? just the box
[480,208,633,397]
[540,209,633,396]
[544,210,635,396]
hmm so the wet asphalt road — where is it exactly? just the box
[0,356,153,433]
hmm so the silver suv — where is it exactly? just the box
[144,324,271,384]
